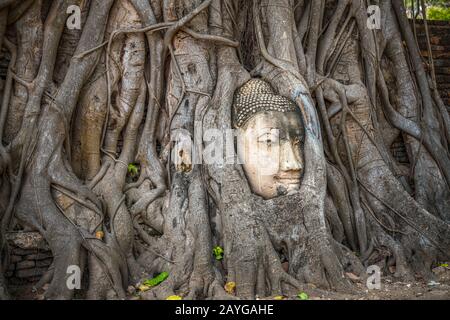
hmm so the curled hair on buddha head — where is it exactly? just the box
[233,78,298,128]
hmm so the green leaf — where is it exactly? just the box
[127,163,139,176]
[213,246,224,261]
[427,6,450,21]
[439,263,449,268]
[297,292,309,300]
[143,272,169,287]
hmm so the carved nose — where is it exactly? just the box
[280,141,302,172]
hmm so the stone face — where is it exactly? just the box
[6,232,49,251]
[391,136,409,165]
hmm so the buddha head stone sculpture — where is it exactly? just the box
[234,79,305,199]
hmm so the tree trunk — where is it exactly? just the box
[0,0,448,300]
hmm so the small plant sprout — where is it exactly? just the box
[127,163,139,177]
[297,292,309,300]
[213,246,224,261]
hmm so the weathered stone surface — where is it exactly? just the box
[6,232,49,251]
[16,260,36,270]
[5,235,54,282]
[15,268,47,279]
[9,247,38,256]
[10,255,23,263]
[391,136,410,165]
[25,252,53,261]
[36,259,53,268]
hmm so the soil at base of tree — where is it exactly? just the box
[8,266,450,301]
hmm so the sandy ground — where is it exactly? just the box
[9,265,450,300]
[307,274,450,300]
[283,265,450,300]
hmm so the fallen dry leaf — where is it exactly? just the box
[225,281,236,295]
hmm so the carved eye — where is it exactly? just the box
[258,134,273,145]
[257,129,279,146]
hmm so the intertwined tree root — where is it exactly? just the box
[0,0,448,300]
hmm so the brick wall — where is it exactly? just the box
[5,232,53,286]
[413,19,450,108]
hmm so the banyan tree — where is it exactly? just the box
[0,0,449,300]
